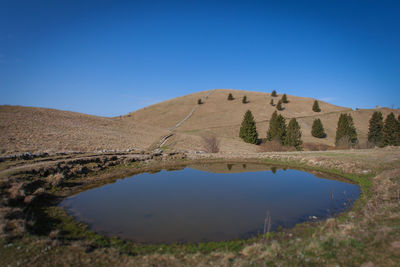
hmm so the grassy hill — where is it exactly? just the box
[0,105,169,154]
[1,89,398,154]
[126,89,399,151]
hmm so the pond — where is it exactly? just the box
[60,163,360,243]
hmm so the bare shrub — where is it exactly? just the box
[355,141,375,149]
[202,135,220,153]
[259,140,296,152]
[336,136,353,149]
[302,143,331,151]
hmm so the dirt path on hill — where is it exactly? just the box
[155,90,215,149]
[168,90,215,131]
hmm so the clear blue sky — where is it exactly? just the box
[1,0,399,117]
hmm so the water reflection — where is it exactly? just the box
[60,163,360,243]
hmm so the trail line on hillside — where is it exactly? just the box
[168,90,215,131]
[155,90,215,149]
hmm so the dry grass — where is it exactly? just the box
[1,148,400,266]
[258,140,297,152]
[302,142,332,151]
[126,89,400,150]
[1,90,399,155]
[0,105,169,154]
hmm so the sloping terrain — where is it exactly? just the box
[126,89,350,131]
[1,89,398,154]
[0,105,169,154]
[127,89,399,150]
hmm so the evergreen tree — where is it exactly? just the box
[276,100,283,111]
[398,115,400,145]
[282,94,289,103]
[239,110,258,144]
[274,114,287,145]
[335,114,358,147]
[227,93,234,100]
[271,90,278,97]
[285,118,302,150]
[266,111,278,141]
[382,112,399,146]
[312,100,321,112]
[242,95,248,104]
[267,112,286,145]
[367,111,383,146]
[197,99,202,105]
[311,118,326,138]
[270,99,274,106]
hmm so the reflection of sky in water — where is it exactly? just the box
[60,165,360,243]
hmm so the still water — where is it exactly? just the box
[60,163,360,243]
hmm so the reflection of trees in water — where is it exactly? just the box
[271,166,277,174]
[165,166,185,172]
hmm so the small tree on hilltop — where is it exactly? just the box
[197,99,203,105]
[271,90,278,97]
[276,100,283,111]
[270,99,274,106]
[367,111,384,147]
[228,93,234,101]
[312,100,321,112]
[267,111,278,141]
[382,112,399,146]
[282,94,289,103]
[335,114,358,147]
[311,118,326,138]
[242,95,248,104]
[239,110,258,144]
[285,118,302,150]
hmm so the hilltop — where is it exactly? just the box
[1,89,398,154]
[125,89,398,151]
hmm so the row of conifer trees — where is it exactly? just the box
[367,111,400,147]
[239,109,400,149]
[239,110,303,150]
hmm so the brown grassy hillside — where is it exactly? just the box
[127,89,399,149]
[126,89,350,130]
[0,105,169,154]
[1,89,398,154]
